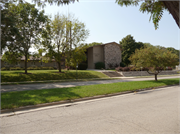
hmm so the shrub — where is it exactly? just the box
[122,67,130,71]
[116,67,131,71]
[1,67,10,71]
[9,67,23,70]
[166,67,172,70]
[135,68,141,71]
[156,67,164,71]
[130,67,136,71]
[142,67,149,71]
[115,66,121,71]
[15,67,22,70]
[27,67,55,70]
[120,62,126,67]
[119,67,124,71]
[115,67,124,71]
[95,62,105,69]
[78,63,87,70]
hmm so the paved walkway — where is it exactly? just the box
[1,76,179,93]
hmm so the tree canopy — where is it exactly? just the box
[119,35,144,66]
[116,0,179,29]
[2,2,48,74]
[42,13,89,72]
[129,46,179,81]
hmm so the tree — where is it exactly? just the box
[166,47,179,57]
[2,51,22,65]
[143,43,153,48]
[3,2,48,74]
[116,0,179,29]
[1,0,77,7]
[129,46,179,81]
[1,2,22,54]
[87,42,103,47]
[42,13,89,72]
[119,35,144,66]
[0,0,76,52]
[65,44,87,69]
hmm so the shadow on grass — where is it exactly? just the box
[1,71,102,82]
[150,79,179,85]
[1,86,83,109]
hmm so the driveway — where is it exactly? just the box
[1,76,180,93]
[1,86,179,134]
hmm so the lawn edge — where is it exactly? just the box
[1,84,178,114]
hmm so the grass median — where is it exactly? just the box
[1,78,179,110]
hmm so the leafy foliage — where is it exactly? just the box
[66,45,87,69]
[78,63,87,70]
[1,2,22,54]
[2,52,22,64]
[2,2,48,74]
[119,35,144,66]
[120,62,126,67]
[95,62,105,69]
[42,13,89,72]
[116,0,169,29]
[87,42,103,47]
[129,46,179,80]
[166,47,179,58]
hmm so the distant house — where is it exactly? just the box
[87,42,122,69]
[1,42,121,70]
[0,56,65,69]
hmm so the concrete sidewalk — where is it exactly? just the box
[1,76,180,93]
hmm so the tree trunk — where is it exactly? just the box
[155,74,157,81]
[25,53,27,74]
[58,62,61,72]
[163,1,179,28]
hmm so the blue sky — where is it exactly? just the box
[29,0,179,50]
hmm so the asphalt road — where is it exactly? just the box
[1,76,180,93]
[1,86,179,134]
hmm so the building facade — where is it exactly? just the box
[87,42,121,69]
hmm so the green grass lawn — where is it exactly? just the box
[1,70,108,82]
[1,78,179,109]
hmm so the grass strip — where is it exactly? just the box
[1,78,179,109]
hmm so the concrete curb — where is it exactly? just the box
[1,84,179,115]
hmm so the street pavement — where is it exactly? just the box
[1,86,179,134]
[1,76,180,93]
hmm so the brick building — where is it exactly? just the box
[86,42,122,69]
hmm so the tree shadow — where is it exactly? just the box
[1,71,103,82]
[1,86,84,109]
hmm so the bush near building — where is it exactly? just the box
[95,62,105,69]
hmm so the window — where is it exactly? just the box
[41,61,43,66]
